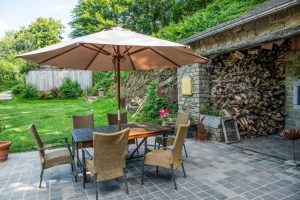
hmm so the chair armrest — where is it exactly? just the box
[156,136,175,140]
[39,144,69,151]
[43,137,69,145]
[145,144,174,151]
[80,143,93,160]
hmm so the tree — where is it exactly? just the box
[69,0,131,38]
[125,0,176,35]
[0,17,64,76]
[11,17,64,53]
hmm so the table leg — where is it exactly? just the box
[129,138,147,159]
[163,132,168,150]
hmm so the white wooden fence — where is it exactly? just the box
[26,70,92,91]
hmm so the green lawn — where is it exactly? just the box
[0,97,124,153]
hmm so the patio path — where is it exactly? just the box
[0,90,12,101]
[0,139,299,200]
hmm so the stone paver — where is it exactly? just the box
[232,134,300,161]
[0,139,299,200]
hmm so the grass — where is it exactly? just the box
[0,97,125,153]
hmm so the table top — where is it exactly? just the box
[72,122,170,143]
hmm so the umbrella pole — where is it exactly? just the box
[117,56,121,131]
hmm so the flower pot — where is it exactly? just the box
[0,141,12,161]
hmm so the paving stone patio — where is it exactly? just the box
[232,134,300,161]
[0,139,299,200]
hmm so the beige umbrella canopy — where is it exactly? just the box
[18,27,208,129]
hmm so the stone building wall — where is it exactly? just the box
[177,63,210,119]
[285,50,300,128]
[189,4,300,56]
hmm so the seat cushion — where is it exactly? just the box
[144,149,172,169]
[44,149,71,169]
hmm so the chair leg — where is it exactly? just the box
[141,161,145,185]
[171,167,177,190]
[158,143,161,149]
[182,163,186,178]
[73,160,77,182]
[156,166,158,174]
[39,168,44,188]
[95,176,98,200]
[136,139,139,155]
[154,139,157,149]
[183,143,188,158]
[124,169,129,194]
[83,165,86,188]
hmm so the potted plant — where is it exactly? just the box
[0,120,12,161]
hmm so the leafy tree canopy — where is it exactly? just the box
[8,17,64,53]
[155,0,267,41]
[0,17,64,76]
[69,0,209,37]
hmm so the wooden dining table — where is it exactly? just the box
[72,122,171,168]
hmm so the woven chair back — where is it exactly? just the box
[93,128,130,181]
[172,121,190,167]
[28,123,45,159]
[72,114,94,128]
[107,112,128,125]
[174,112,190,132]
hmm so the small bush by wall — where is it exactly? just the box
[135,81,176,123]
[22,84,38,99]
[59,78,82,99]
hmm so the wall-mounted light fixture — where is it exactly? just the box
[181,76,192,95]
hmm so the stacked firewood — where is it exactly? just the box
[210,40,290,138]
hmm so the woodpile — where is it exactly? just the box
[210,40,290,138]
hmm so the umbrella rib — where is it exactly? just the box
[150,48,181,68]
[84,52,99,70]
[127,47,149,56]
[38,45,80,64]
[173,47,208,61]
[88,44,111,55]
[125,46,136,70]
[122,46,133,55]
[82,44,110,56]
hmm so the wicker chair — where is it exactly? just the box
[155,111,190,157]
[141,121,190,190]
[72,114,94,158]
[28,123,77,188]
[82,128,130,199]
[72,114,94,129]
[107,112,138,151]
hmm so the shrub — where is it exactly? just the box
[12,83,25,95]
[86,83,101,96]
[199,104,224,117]
[59,78,82,98]
[136,81,175,123]
[50,88,61,98]
[38,92,54,99]
[22,84,38,98]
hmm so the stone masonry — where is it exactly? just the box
[178,1,300,133]
[177,63,210,119]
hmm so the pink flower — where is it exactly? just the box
[159,108,169,119]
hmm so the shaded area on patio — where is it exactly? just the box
[232,135,300,161]
[0,139,299,200]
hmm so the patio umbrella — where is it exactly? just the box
[18,27,208,129]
